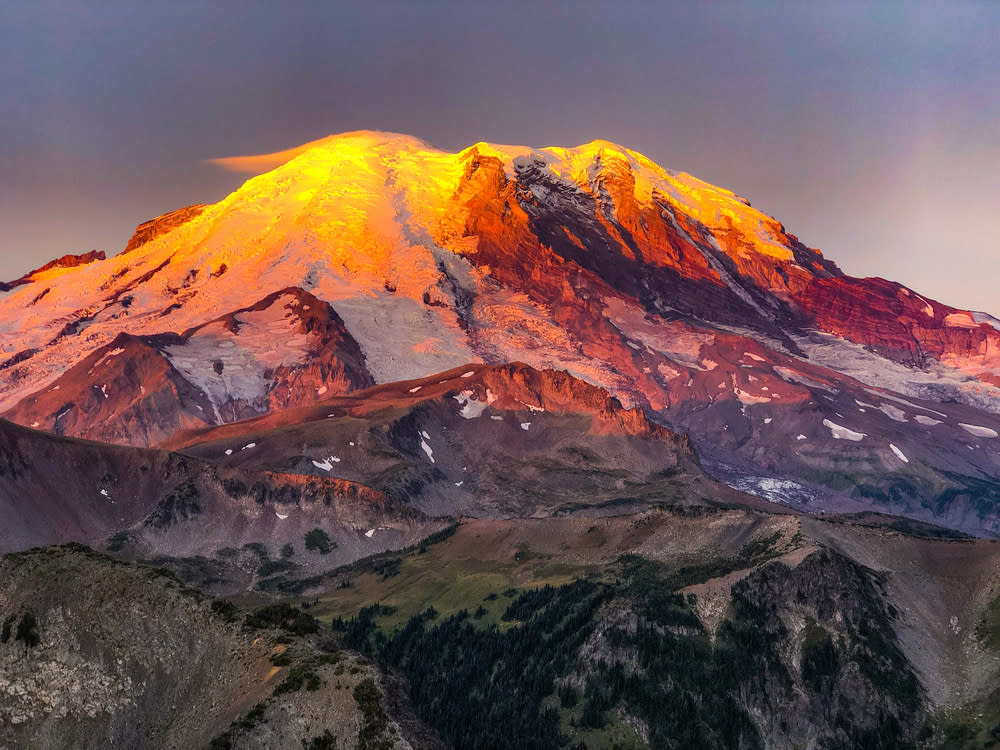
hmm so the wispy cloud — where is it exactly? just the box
[205,137,333,174]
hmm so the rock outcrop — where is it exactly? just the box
[122,204,206,254]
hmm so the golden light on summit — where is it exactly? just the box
[206,131,447,176]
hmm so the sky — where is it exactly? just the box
[1,1,998,314]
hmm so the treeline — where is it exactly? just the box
[331,551,922,750]
[335,569,767,749]
[340,580,605,749]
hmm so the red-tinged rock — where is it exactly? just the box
[3,332,216,446]
[795,276,1000,370]
[122,204,207,254]
[4,250,106,288]
[5,287,375,447]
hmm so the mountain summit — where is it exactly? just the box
[2,131,999,532]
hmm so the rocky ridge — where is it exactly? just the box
[0,544,438,749]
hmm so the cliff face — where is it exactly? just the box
[797,275,1000,373]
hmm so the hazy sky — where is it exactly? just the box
[2,1,998,313]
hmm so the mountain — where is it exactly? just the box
[2,131,999,534]
[6,130,1000,750]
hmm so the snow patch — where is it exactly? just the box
[365,529,375,538]
[461,370,476,378]
[763,417,772,424]
[312,456,341,471]
[100,489,109,497]
[225,448,233,456]
[972,311,1000,332]
[915,415,942,427]
[454,390,488,419]
[774,366,836,394]
[889,444,909,463]
[728,476,810,506]
[275,511,288,520]
[823,419,865,441]
[317,385,327,395]
[420,439,435,462]
[520,422,531,430]
[944,312,979,328]
[735,388,771,405]
[409,385,422,393]
[796,434,807,441]
[865,389,947,418]
[959,423,998,439]
[92,347,125,370]
[241,442,256,450]
[877,404,907,422]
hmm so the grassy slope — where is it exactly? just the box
[295,508,801,631]
[247,507,1000,749]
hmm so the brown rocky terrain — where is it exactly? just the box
[167,362,780,520]
[0,544,441,749]
[0,417,441,577]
